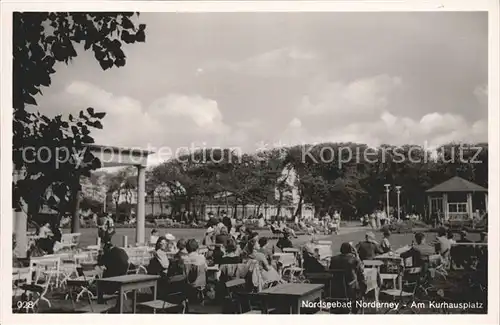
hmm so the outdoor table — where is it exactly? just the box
[257,283,324,314]
[364,268,380,307]
[96,274,160,313]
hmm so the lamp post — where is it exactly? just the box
[384,184,391,220]
[395,186,402,221]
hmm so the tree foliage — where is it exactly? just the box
[139,142,488,221]
[12,12,146,220]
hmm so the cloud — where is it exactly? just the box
[205,47,319,78]
[298,74,403,119]
[280,110,487,148]
[46,81,233,163]
[474,83,488,106]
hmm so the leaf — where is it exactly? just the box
[135,30,145,42]
[69,114,73,121]
[87,107,95,116]
[94,112,106,119]
[24,94,37,106]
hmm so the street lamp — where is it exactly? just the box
[395,186,402,221]
[384,184,391,220]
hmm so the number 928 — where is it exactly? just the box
[16,301,35,310]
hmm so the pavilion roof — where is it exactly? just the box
[426,176,487,193]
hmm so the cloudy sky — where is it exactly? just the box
[32,12,488,165]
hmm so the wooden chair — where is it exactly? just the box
[138,292,187,314]
[21,256,61,309]
[67,263,101,311]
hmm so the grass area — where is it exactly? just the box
[68,225,481,252]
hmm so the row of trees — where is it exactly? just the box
[95,142,487,222]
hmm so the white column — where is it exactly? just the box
[14,208,28,258]
[428,196,432,220]
[442,193,448,221]
[467,193,473,219]
[136,165,146,245]
[485,193,488,212]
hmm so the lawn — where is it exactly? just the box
[68,225,481,253]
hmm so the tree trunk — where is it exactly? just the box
[71,190,82,233]
[294,195,303,218]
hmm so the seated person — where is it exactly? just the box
[244,239,280,283]
[356,232,383,260]
[453,230,473,269]
[400,232,435,268]
[203,227,215,246]
[184,239,208,302]
[165,233,177,253]
[147,236,171,277]
[218,239,242,265]
[149,229,159,246]
[97,242,130,303]
[215,226,231,247]
[329,242,366,314]
[302,245,326,273]
[168,238,188,277]
[257,237,273,264]
[276,230,294,251]
[380,230,392,253]
[212,245,224,265]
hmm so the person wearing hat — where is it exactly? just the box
[164,233,177,253]
[203,227,215,246]
[356,232,383,260]
[215,226,231,247]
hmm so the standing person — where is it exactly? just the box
[375,210,382,229]
[369,212,377,230]
[98,213,115,246]
[222,215,232,234]
[149,229,160,246]
[333,210,341,234]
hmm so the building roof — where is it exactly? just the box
[426,176,488,193]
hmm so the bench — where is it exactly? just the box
[154,219,171,228]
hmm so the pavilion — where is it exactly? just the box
[13,144,153,258]
[426,176,488,221]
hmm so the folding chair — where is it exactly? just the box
[381,267,422,314]
[233,292,277,314]
[66,263,100,311]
